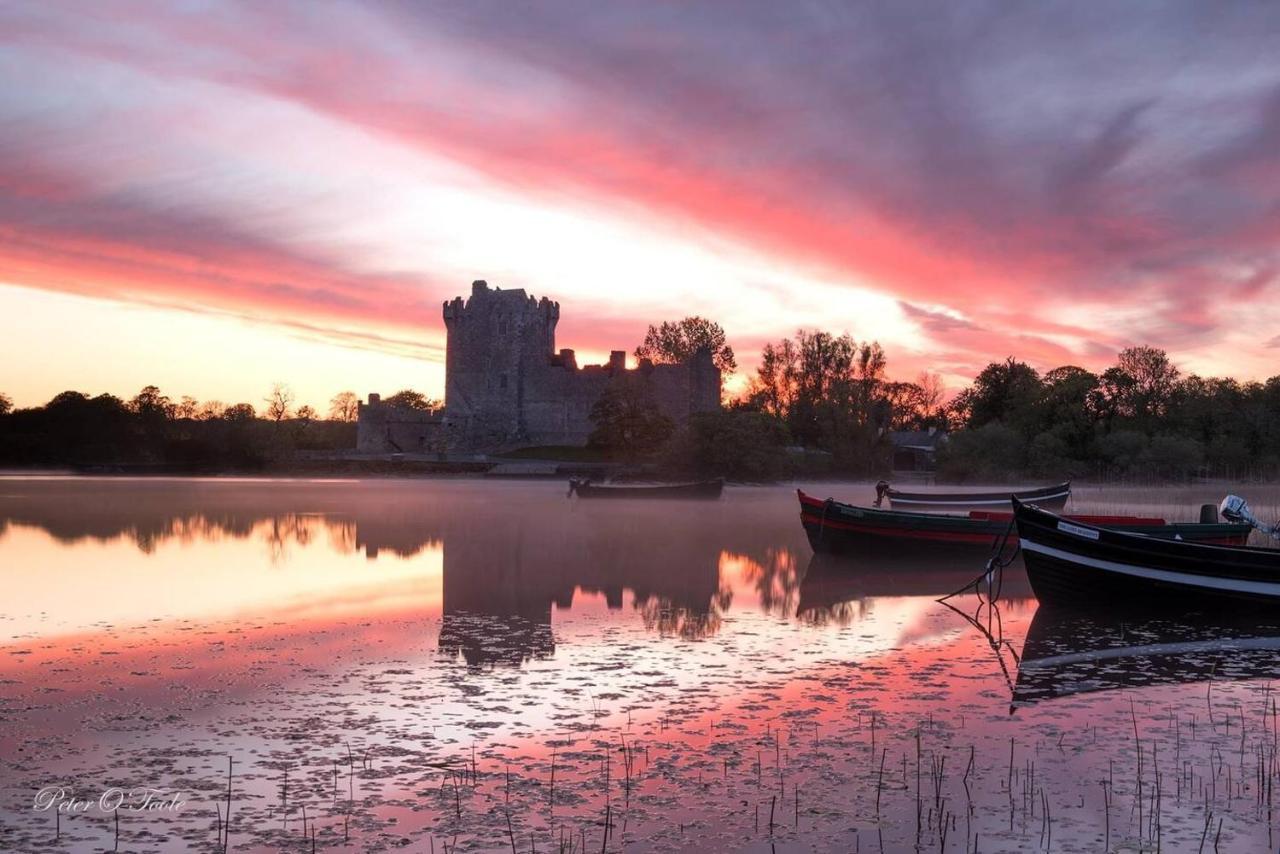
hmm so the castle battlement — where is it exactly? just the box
[442,280,560,331]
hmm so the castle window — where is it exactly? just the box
[500,374,508,390]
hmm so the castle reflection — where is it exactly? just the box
[0,480,808,665]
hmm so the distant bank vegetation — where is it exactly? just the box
[937,346,1280,482]
[1,321,1275,481]
[589,326,1280,483]
[0,384,358,470]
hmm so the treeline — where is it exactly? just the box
[940,347,1280,481]
[7,319,1264,482]
[589,320,944,480]
[594,318,1280,483]
[0,385,390,469]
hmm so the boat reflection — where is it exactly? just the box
[1012,606,1280,708]
[797,550,1034,625]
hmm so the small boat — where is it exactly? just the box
[568,478,724,500]
[1013,497,1280,606]
[877,480,1070,512]
[799,490,1249,554]
[1013,606,1280,708]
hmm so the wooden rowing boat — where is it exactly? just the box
[1013,497,1280,606]
[799,490,1250,553]
[880,480,1070,512]
[568,478,724,500]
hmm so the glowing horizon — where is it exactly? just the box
[3,2,1280,409]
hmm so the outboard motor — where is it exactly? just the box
[1220,495,1280,539]
[873,480,890,508]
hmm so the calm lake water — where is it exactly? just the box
[3,477,1280,852]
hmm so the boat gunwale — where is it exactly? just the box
[888,481,1070,505]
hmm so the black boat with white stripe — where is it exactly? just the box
[1013,495,1280,606]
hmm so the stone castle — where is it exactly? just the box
[356,280,721,453]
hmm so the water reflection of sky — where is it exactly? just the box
[3,478,1280,852]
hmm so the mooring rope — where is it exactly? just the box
[938,516,1019,603]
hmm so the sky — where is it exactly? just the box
[2,1,1279,410]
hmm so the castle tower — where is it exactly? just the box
[442,280,560,450]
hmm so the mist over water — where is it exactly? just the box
[2,477,1280,852]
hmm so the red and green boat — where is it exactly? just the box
[799,490,1252,554]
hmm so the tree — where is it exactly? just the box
[197,400,226,420]
[295,405,317,425]
[885,375,947,431]
[130,385,174,421]
[937,422,1027,480]
[264,383,294,423]
[916,372,946,426]
[0,392,11,416]
[635,317,736,373]
[384,389,439,411]
[329,391,359,421]
[587,376,674,459]
[47,390,89,408]
[746,338,799,418]
[950,358,1041,432]
[661,410,791,480]
[175,396,199,420]
[224,403,256,421]
[883,381,928,429]
[1100,346,1180,427]
[1037,366,1102,457]
[744,329,890,471]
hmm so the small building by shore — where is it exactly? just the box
[889,428,947,473]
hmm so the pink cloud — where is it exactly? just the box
[2,0,1280,388]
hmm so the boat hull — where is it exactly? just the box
[888,482,1070,512]
[799,491,1250,554]
[1015,499,1280,607]
[570,479,724,500]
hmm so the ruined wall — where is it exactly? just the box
[438,279,722,452]
[355,394,444,454]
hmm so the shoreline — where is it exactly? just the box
[0,464,1274,488]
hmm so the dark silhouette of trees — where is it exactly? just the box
[588,375,674,460]
[329,391,359,421]
[0,393,11,416]
[635,317,736,373]
[941,346,1280,481]
[744,330,891,473]
[0,385,355,470]
[950,358,1041,432]
[660,410,791,481]
[384,389,438,410]
[264,383,294,423]
[197,400,226,420]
